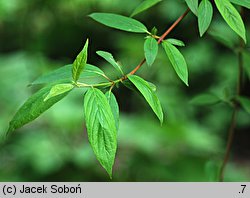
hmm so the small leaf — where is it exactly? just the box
[44,83,74,101]
[89,13,148,33]
[7,86,71,134]
[72,39,89,82]
[131,0,162,17]
[214,0,246,43]
[96,51,123,75]
[190,93,221,105]
[167,38,185,47]
[185,0,199,15]
[31,64,107,86]
[144,37,158,66]
[128,75,163,124]
[198,0,213,37]
[105,92,119,130]
[84,88,117,178]
[238,96,250,114]
[162,41,189,86]
[230,0,250,9]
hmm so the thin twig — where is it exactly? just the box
[218,14,245,181]
[126,8,190,78]
[218,108,238,182]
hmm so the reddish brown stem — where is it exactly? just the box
[126,8,190,78]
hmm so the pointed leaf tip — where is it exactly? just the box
[128,75,163,124]
[84,88,117,177]
[72,39,89,82]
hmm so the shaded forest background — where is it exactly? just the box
[0,0,249,181]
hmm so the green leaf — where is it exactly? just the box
[185,0,199,15]
[198,0,213,37]
[84,88,117,178]
[230,0,250,9]
[96,51,123,75]
[162,41,189,86]
[44,83,74,101]
[214,0,246,43]
[144,37,158,66]
[190,93,221,105]
[7,86,71,134]
[128,75,163,124]
[89,13,148,33]
[72,39,89,82]
[167,38,185,47]
[105,92,119,131]
[131,0,162,17]
[238,96,250,114]
[30,64,107,86]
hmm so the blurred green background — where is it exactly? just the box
[0,0,250,181]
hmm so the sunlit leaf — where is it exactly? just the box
[131,0,162,17]
[105,92,119,130]
[214,0,246,43]
[198,0,213,36]
[89,13,148,33]
[96,51,123,75]
[230,0,250,9]
[84,88,117,178]
[144,37,158,66]
[162,41,189,86]
[190,93,221,105]
[72,39,89,82]
[128,75,163,124]
[185,0,199,15]
[7,86,71,134]
[167,38,185,47]
[238,96,250,114]
[44,83,74,101]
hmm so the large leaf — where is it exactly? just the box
[30,64,107,86]
[7,86,71,134]
[89,13,148,33]
[185,0,199,15]
[162,41,189,86]
[198,0,213,37]
[214,0,246,43]
[230,0,250,9]
[105,92,119,131]
[72,39,89,82]
[131,0,162,17]
[44,83,74,101]
[84,88,117,178]
[190,93,221,106]
[96,51,123,75]
[144,37,158,66]
[128,75,163,124]
[238,96,250,114]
